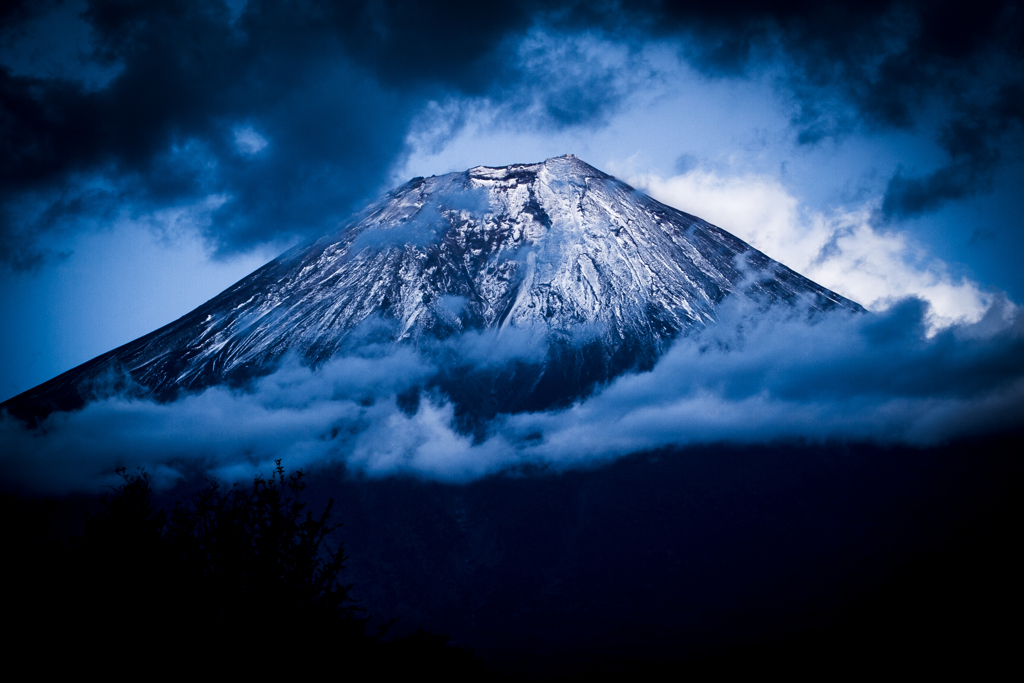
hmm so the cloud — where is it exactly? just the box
[882,84,1024,218]
[625,1,1024,190]
[443,326,549,368]
[494,29,654,130]
[0,4,629,271]
[5,1,1019,272]
[504,298,1024,466]
[233,126,268,156]
[3,296,1023,493]
[0,0,123,90]
[621,2,1024,216]
[0,347,436,492]
[0,1,418,268]
[624,166,997,330]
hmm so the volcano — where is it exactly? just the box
[2,158,1016,677]
[2,155,860,422]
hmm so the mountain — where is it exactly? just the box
[2,155,860,423]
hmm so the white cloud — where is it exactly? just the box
[621,166,1001,331]
[233,126,269,155]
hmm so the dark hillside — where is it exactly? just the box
[3,434,1018,678]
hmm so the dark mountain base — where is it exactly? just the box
[3,433,1019,678]
[307,432,1022,677]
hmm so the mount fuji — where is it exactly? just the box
[3,155,860,423]
[4,158,1017,676]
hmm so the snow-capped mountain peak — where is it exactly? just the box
[3,156,860,420]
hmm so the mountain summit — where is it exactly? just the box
[4,155,860,422]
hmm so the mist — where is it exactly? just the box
[3,292,1022,494]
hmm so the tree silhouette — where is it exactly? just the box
[163,462,359,633]
[4,462,490,677]
[48,461,367,667]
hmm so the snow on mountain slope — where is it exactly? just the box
[3,155,860,421]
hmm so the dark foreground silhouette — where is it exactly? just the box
[3,462,490,677]
[4,434,1021,679]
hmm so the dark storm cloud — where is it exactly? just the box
[0,0,622,269]
[883,84,1024,218]
[0,0,420,268]
[3,297,1023,493]
[638,2,1021,126]
[604,1,1024,217]
[2,1,1021,270]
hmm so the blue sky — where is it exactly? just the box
[1,0,1022,403]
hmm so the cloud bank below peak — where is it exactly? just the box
[3,297,1022,494]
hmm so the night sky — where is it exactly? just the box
[1,2,1023,492]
